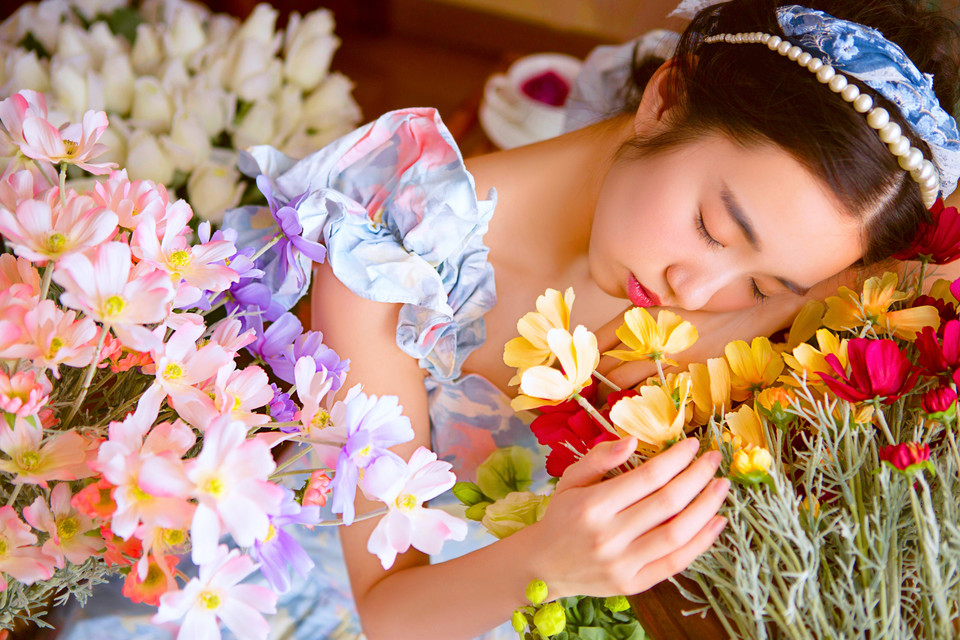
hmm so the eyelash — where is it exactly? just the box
[697,210,768,303]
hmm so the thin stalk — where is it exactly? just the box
[909,479,950,636]
[317,507,387,526]
[872,398,896,445]
[271,466,328,478]
[249,233,281,263]
[655,359,667,388]
[6,483,22,507]
[270,444,313,478]
[59,163,67,208]
[38,261,54,301]
[62,324,109,428]
[572,393,616,434]
[591,370,621,392]
[915,258,928,300]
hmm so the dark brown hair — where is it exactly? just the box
[619,0,960,265]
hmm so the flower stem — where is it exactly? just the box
[591,370,622,392]
[59,163,67,208]
[250,233,281,263]
[271,466,328,478]
[62,324,109,429]
[573,393,617,434]
[655,359,667,388]
[6,483,22,507]
[271,443,313,478]
[915,257,929,300]
[872,398,896,444]
[38,261,54,301]
[317,507,387,526]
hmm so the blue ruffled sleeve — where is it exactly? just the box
[223,108,498,382]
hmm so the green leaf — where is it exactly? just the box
[101,7,144,45]
[18,32,50,59]
[476,446,534,500]
[452,481,487,506]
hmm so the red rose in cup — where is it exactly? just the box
[520,71,570,107]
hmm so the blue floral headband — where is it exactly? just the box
[673,1,960,203]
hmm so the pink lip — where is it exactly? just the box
[627,274,661,308]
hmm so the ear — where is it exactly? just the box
[633,57,689,135]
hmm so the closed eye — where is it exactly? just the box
[696,210,722,249]
[751,279,769,303]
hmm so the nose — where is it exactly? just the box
[665,261,737,311]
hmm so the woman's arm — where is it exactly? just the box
[311,261,730,640]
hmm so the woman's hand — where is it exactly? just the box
[524,436,729,599]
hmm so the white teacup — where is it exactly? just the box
[483,53,582,142]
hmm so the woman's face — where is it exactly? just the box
[588,134,865,312]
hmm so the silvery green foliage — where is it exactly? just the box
[0,556,114,630]
[676,384,960,639]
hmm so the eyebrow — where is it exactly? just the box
[720,182,811,297]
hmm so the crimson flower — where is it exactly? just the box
[915,321,960,376]
[879,442,933,475]
[921,385,957,416]
[912,295,959,324]
[893,198,960,264]
[818,338,917,404]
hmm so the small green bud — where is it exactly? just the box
[533,602,565,637]
[464,501,492,521]
[525,578,548,605]
[452,481,486,506]
[604,595,630,612]
[511,609,527,633]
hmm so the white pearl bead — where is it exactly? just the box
[917,160,936,182]
[889,136,911,156]
[853,94,873,113]
[828,74,848,92]
[879,122,902,144]
[761,33,771,44]
[768,35,782,49]
[866,107,890,129]
[923,174,940,189]
[777,40,792,55]
[798,52,812,65]
[807,58,824,72]
[840,84,860,102]
[899,147,923,171]
[816,65,836,82]
[787,45,803,60]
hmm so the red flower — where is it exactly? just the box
[818,338,917,404]
[122,554,179,605]
[894,198,960,264]
[915,321,960,376]
[879,442,932,472]
[912,295,959,324]
[922,385,957,415]
[72,479,117,519]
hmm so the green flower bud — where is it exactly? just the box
[533,602,565,637]
[511,609,527,633]
[464,501,492,521]
[525,578,548,605]
[604,595,630,612]
[476,446,534,500]
[452,481,486,506]
[481,492,550,539]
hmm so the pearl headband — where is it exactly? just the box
[685,3,960,209]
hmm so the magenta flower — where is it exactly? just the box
[916,321,960,376]
[921,385,957,417]
[894,199,960,264]
[818,338,918,404]
[879,442,933,475]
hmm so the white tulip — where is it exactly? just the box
[224,39,282,102]
[87,22,127,66]
[5,2,69,53]
[55,23,92,61]
[301,72,361,131]
[125,129,175,185]
[283,32,339,91]
[130,76,174,133]
[236,4,278,45]
[165,9,207,59]
[233,99,276,150]
[186,149,244,224]
[274,85,303,144]
[101,53,136,115]
[131,23,163,76]
[176,83,235,139]
[5,50,51,94]
[95,120,128,168]
[207,14,239,46]
[51,60,91,115]
[72,0,127,21]
[162,112,211,172]
[160,57,191,91]
[284,10,335,51]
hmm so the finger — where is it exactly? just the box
[556,437,638,491]
[629,512,729,595]
[597,438,704,511]
[601,358,660,389]
[594,306,633,353]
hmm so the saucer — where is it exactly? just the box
[479,100,563,149]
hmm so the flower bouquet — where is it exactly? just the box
[0,91,466,638]
[462,201,960,638]
[0,0,362,222]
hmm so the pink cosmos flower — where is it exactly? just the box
[0,253,41,295]
[0,169,45,213]
[302,470,332,508]
[0,91,57,182]
[0,414,93,485]
[362,447,468,569]
[181,418,284,565]
[23,483,104,568]
[0,370,50,416]
[295,355,335,434]
[153,545,277,640]
[54,241,176,351]
[16,299,98,375]
[90,169,170,232]
[921,385,957,416]
[19,107,116,174]
[209,317,257,354]
[132,202,238,307]
[0,505,57,591]
[175,362,273,429]
[0,189,118,263]
[818,338,918,405]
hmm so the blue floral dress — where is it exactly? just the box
[61,109,547,640]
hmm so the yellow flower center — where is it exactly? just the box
[169,250,190,268]
[46,232,66,253]
[232,395,242,411]
[263,524,277,543]
[19,450,40,471]
[395,493,417,512]
[103,295,126,317]
[63,139,78,157]
[143,562,165,587]
[162,529,185,546]
[46,337,65,360]
[57,517,79,541]
[198,590,221,611]
[203,477,226,498]
[131,485,151,502]
[0,539,7,556]
[357,445,372,460]
[311,410,332,429]
[163,362,184,380]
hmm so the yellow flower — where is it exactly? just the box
[781,329,847,389]
[690,357,732,425]
[604,307,698,365]
[755,387,796,426]
[609,377,692,455]
[730,446,773,476]
[504,288,575,385]
[782,300,825,352]
[723,405,767,451]
[929,278,958,305]
[822,271,939,339]
[511,326,599,412]
[724,337,784,402]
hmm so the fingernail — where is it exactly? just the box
[712,478,730,495]
[712,516,728,533]
[614,437,636,455]
[684,437,701,452]
[704,450,722,466]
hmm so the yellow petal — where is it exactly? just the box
[621,307,659,353]
[518,366,572,402]
[571,325,600,392]
[785,300,825,350]
[929,278,957,304]
[724,405,766,450]
[662,319,698,355]
[609,385,683,452]
[822,288,861,332]
[535,288,573,332]
[545,328,576,381]
[503,336,551,371]
[511,393,560,412]
[887,306,940,340]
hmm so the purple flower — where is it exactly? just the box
[257,175,327,288]
[270,330,350,388]
[329,389,415,525]
[245,311,303,377]
[194,225,266,312]
[250,488,322,594]
[269,383,299,428]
